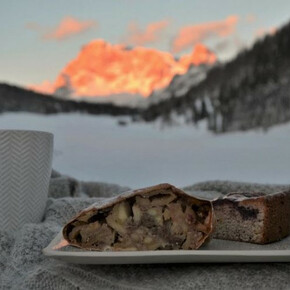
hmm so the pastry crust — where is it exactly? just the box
[63,183,215,251]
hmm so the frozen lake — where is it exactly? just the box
[1,113,290,188]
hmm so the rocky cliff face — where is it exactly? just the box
[29,40,216,100]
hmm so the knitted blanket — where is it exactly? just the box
[1,171,289,290]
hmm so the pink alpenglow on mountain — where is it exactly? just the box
[29,40,216,98]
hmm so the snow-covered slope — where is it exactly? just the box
[1,112,290,188]
[147,64,209,106]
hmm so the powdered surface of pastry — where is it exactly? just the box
[63,184,214,251]
[213,191,290,244]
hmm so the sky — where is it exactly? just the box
[1,0,290,88]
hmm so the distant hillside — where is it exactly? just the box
[0,83,138,116]
[142,21,290,133]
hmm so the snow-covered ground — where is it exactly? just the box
[1,112,290,188]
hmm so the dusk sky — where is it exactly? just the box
[1,0,290,90]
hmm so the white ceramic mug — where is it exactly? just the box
[0,130,53,231]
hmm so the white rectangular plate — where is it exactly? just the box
[43,231,290,264]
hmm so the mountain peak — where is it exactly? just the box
[179,43,217,68]
[30,40,217,99]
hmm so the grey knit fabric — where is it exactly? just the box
[184,180,290,195]
[1,173,290,290]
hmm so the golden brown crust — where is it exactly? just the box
[63,183,215,251]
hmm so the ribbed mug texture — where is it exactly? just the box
[0,130,53,231]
